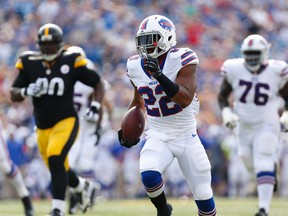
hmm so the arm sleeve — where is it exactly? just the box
[75,66,101,88]
[12,70,30,88]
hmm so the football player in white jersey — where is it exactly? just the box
[66,45,102,214]
[218,34,288,216]
[0,120,34,216]
[118,15,217,216]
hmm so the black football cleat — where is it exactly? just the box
[51,208,65,216]
[157,203,173,216]
[68,192,80,214]
[255,208,268,216]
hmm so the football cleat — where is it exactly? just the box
[255,208,268,216]
[50,208,65,216]
[68,192,80,215]
[157,203,173,216]
[74,180,99,213]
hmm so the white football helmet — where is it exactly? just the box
[240,34,270,72]
[135,15,177,59]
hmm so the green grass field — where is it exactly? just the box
[0,196,287,216]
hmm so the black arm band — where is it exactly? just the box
[155,73,179,98]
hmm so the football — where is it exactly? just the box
[121,106,145,141]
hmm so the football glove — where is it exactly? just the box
[21,83,44,97]
[280,110,288,132]
[144,56,162,78]
[83,101,101,123]
[222,107,239,129]
[118,129,140,148]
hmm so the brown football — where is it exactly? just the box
[121,106,145,141]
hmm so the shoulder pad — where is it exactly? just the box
[268,59,287,69]
[168,47,191,58]
[220,58,243,75]
[169,47,199,66]
[74,55,88,68]
[268,59,288,77]
[63,49,81,58]
[62,50,88,68]
[15,51,41,70]
[127,54,141,70]
[19,50,41,58]
[222,58,243,67]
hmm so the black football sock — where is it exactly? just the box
[150,191,167,209]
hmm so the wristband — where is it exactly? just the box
[91,101,101,110]
[155,73,179,98]
[20,88,27,98]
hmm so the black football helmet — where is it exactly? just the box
[36,23,63,61]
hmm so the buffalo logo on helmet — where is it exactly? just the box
[248,39,253,47]
[158,18,174,31]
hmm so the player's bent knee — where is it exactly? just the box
[0,161,14,175]
[257,134,278,155]
[48,155,65,170]
[141,170,162,188]
[255,159,275,173]
[141,170,164,198]
[193,183,213,200]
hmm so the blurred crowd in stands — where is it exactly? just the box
[1,0,288,200]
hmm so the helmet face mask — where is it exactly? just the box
[135,15,177,59]
[37,23,63,61]
[240,34,270,72]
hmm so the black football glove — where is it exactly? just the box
[144,56,162,78]
[84,101,101,123]
[118,130,140,148]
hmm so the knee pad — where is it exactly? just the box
[193,183,213,200]
[0,161,15,176]
[141,170,162,188]
[141,170,164,198]
[254,154,275,173]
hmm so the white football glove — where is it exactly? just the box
[280,110,288,132]
[221,107,239,129]
[21,83,44,98]
[83,101,101,123]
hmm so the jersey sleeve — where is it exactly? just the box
[74,54,88,68]
[220,59,235,85]
[180,48,199,66]
[13,55,31,88]
[75,65,101,88]
[278,61,288,89]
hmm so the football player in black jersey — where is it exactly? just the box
[10,23,105,216]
